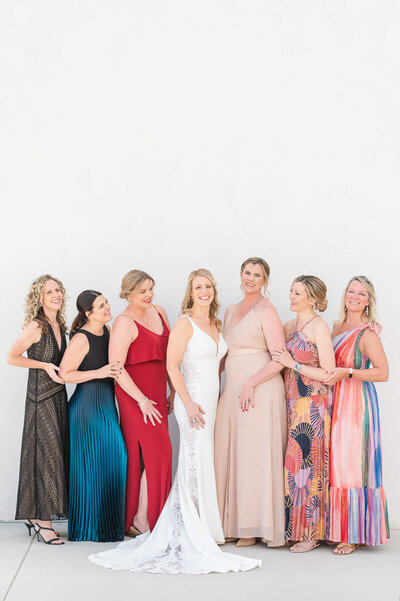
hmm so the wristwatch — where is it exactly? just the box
[294,363,302,372]
[348,368,353,379]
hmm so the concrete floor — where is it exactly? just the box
[0,523,398,601]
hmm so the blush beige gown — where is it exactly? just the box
[214,307,286,546]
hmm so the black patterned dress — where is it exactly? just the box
[15,325,69,520]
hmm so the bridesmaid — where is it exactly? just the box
[59,290,127,542]
[110,270,173,536]
[7,275,68,545]
[271,275,335,552]
[215,257,287,547]
[325,276,389,554]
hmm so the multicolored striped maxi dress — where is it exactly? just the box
[329,323,389,545]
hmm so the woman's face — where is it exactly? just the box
[240,263,265,295]
[289,282,312,313]
[42,279,63,312]
[87,295,112,324]
[129,279,154,310]
[345,280,369,314]
[191,276,215,309]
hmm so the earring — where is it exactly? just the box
[366,306,369,316]
[344,305,348,311]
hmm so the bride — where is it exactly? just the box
[89,269,261,574]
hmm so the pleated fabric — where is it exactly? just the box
[68,381,127,542]
[329,324,390,546]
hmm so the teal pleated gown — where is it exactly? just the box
[68,327,127,542]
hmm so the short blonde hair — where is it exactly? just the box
[293,275,328,312]
[120,270,155,300]
[181,269,222,331]
[336,275,380,327]
[23,274,67,333]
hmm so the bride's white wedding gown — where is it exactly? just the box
[89,315,261,574]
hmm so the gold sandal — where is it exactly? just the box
[333,542,358,555]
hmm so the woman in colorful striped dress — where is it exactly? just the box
[272,275,335,553]
[325,276,389,554]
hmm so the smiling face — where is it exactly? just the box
[42,279,63,312]
[191,275,215,309]
[128,278,154,310]
[289,282,313,313]
[240,263,266,295]
[86,295,112,324]
[345,280,369,314]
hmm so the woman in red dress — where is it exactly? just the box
[110,270,174,535]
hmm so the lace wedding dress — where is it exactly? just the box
[89,315,261,574]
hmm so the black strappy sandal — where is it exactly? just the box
[34,524,64,545]
[24,519,35,536]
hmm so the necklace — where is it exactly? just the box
[242,297,262,312]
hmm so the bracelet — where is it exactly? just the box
[137,397,148,407]
[293,362,302,372]
[348,368,353,379]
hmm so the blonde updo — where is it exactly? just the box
[119,270,155,300]
[181,268,222,331]
[23,274,68,333]
[293,275,328,312]
[241,257,270,283]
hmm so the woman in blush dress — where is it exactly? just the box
[271,275,335,553]
[325,276,389,555]
[7,275,69,545]
[60,290,127,542]
[108,270,174,537]
[215,257,287,548]
[89,269,261,573]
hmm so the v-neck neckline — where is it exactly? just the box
[48,322,62,352]
[134,314,165,337]
[229,306,254,329]
[187,316,220,354]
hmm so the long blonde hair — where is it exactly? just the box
[335,275,381,327]
[181,269,222,331]
[23,274,67,333]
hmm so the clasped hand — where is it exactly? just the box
[271,347,294,368]
[323,367,348,385]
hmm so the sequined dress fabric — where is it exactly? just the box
[15,326,69,520]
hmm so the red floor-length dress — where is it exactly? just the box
[116,314,172,532]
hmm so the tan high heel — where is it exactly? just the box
[236,537,256,547]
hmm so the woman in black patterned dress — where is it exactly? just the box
[8,275,69,545]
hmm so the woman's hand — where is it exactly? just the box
[42,363,64,384]
[271,347,295,368]
[140,399,163,426]
[324,367,349,385]
[167,392,175,415]
[239,379,255,411]
[185,400,206,429]
[96,362,122,380]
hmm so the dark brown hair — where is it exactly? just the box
[70,290,102,338]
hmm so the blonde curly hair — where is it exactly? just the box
[23,274,67,334]
[181,269,222,331]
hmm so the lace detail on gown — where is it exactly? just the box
[89,316,261,574]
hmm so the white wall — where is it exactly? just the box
[1,1,399,527]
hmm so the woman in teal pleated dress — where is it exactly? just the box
[60,290,127,542]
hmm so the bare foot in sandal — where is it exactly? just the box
[290,541,320,553]
[333,542,357,555]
